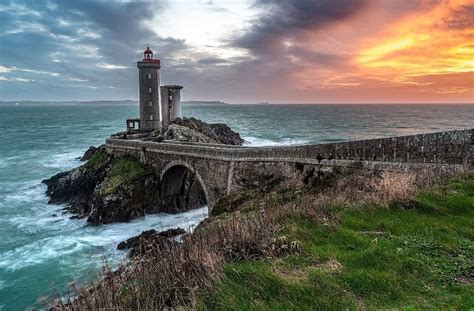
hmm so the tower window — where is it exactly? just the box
[150,115,153,121]
[148,87,152,93]
[149,101,152,107]
[148,73,151,80]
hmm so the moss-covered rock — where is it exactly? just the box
[43,151,161,225]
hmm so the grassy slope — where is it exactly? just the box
[200,173,474,310]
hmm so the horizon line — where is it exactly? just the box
[0,100,473,105]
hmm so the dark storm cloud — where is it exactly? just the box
[287,45,348,67]
[0,0,184,100]
[232,0,369,54]
[197,57,230,65]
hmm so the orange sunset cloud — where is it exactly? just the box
[288,0,473,103]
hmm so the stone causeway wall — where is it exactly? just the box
[105,129,472,209]
[106,129,472,170]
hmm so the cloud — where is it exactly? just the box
[0,0,472,103]
[231,0,369,55]
[0,76,34,82]
[97,63,129,70]
[0,0,171,100]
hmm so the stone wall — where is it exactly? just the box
[106,129,472,168]
[105,128,472,209]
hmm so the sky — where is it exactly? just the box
[0,0,473,103]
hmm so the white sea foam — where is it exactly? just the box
[0,207,208,272]
[1,181,45,206]
[39,151,82,169]
[244,136,310,146]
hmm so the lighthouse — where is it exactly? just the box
[137,46,161,130]
[126,46,183,133]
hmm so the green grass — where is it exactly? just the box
[84,150,108,169]
[200,173,474,310]
[102,156,150,194]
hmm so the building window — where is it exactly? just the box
[148,87,152,93]
[149,101,152,107]
[150,115,153,121]
[148,73,151,80]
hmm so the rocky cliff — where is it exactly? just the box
[43,118,243,224]
[43,151,161,225]
[147,117,245,145]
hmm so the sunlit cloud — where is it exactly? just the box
[97,63,128,70]
[355,0,474,89]
[0,76,34,82]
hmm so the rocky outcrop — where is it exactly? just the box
[147,117,245,145]
[117,227,186,257]
[162,124,218,144]
[43,151,161,225]
[80,145,104,161]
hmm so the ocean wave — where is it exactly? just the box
[0,181,45,206]
[244,136,310,146]
[39,151,82,169]
[0,155,22,169]
[0,207,208,272]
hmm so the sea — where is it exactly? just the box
[0,103,472,310]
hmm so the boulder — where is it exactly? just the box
[117,227,186,258]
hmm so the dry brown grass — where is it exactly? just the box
[53,214,281,310]
[52,168,452,310]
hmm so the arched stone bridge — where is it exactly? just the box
[105,129,472,210]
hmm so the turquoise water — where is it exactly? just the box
[0,103,473,310]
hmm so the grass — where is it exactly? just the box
[53,170,473,310]
[84,150,108,169]
[200,172,474,310]
[102,156,150,194]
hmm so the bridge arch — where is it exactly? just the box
[159,160,210,212]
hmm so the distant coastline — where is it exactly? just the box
[0,100,137,106]
[182,100,228,105]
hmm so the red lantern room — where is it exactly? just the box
[143,46,160,63]
[144,46,153,59]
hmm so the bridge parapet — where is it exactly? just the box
[105,129,472,210]
[106,129,472,169]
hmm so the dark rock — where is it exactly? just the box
[149,117,245,145]
[42,156,110,217]
[158,227,186,237]
[80,145,104,161]
[117,229,158,250]
[43,150,161,225]
[117,227,186,258]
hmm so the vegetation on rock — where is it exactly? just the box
[101,156,151,195]
[43,151,160,225]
